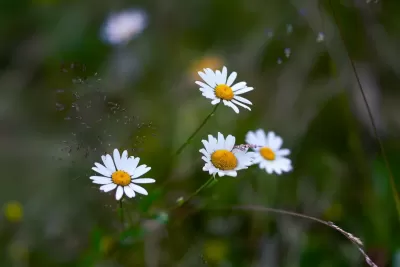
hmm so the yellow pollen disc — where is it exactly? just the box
[260,147,275,161]
[215,84,234,100]
[211,149,238,170]
[111,170,131,186]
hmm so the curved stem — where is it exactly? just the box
[174,103,220,156]
[206,205,378,267]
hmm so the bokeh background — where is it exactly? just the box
[1,0,400,266]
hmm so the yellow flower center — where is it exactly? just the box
[215,84,234,100]
[211,149,238,170]
[111,170,131,186]
[260,147,275,161]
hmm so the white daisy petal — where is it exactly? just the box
[196,81,213,91]
[199,148,209,157]
[198,71,216,88]
[234,87,254,95]
[226,101,240,113]
[92,165,112,177]
[124,186,135,198]
[90,175,109,180]
[115,186,124,200]
[119,150,129,171]
[91,177,112,184]
[132,165,151,178]
[202,140,212,154]
[256,129,268,144]
[221,66,227,84]
[271,136,283,150]
[100,183,117,192]
[225,170,237,177]
[202,91,216,99]
[132,178,155,184]
[231,99,251,111]
[234,95,253,105]
[113,149,123,170]
[277,148,290,157]
[208,135,217,149]
[125,156,140,176]
[129,184,148,195]
[211,98,221,105]
[231,82,247,91]
[101,155,116,172]
[225,135,235,150]
[226,72,237,86]
[217,132,225,149]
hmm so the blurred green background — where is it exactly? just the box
[1,0,400,266]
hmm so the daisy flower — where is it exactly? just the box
[101,9,147,45]
[196,66,254,113]
[200,132,255,177]
[90,149,155,200]
[245,129,292,175]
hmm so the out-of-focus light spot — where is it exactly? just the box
[190,56,224,79]
[203,239,228,263]
[4,201,23,223]
[100,236,115,254]
[284,48,291,58]
[277,58,283,65]
[8,241,29,262]
[299,8,307,16]
[265,28,274,38]
[156,211,169,224]
[286,24,293,34]
[316,32,325,42]
[101,9,147,45]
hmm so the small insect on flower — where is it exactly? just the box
[101,9,147,45]
[246,129,292,175]
[196,66,254,114]
[200,132,255,177]
[90,148,155,200]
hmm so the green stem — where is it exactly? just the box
[174,103,220,156]
[169,176,215,211]
[119,200,124,228]
[328,0,400,222]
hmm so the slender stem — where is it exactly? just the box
[194,205,377,267]
[119,200,124,228]
[175,103,220,156]
[169,176,215,211]
[328,0,400,221]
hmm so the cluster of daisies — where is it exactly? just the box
[90,66,292,200]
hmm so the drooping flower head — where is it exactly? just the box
[246,129,292,175]
[200,132,255,177]
[101,9,147,45]
[90,149,155,200]
[196,66,254,113]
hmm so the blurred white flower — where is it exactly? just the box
[200,132,255,177]
[101,9,147,45]
[246,129,292,175]
[90,148,155,200]
[196,66,254,113]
